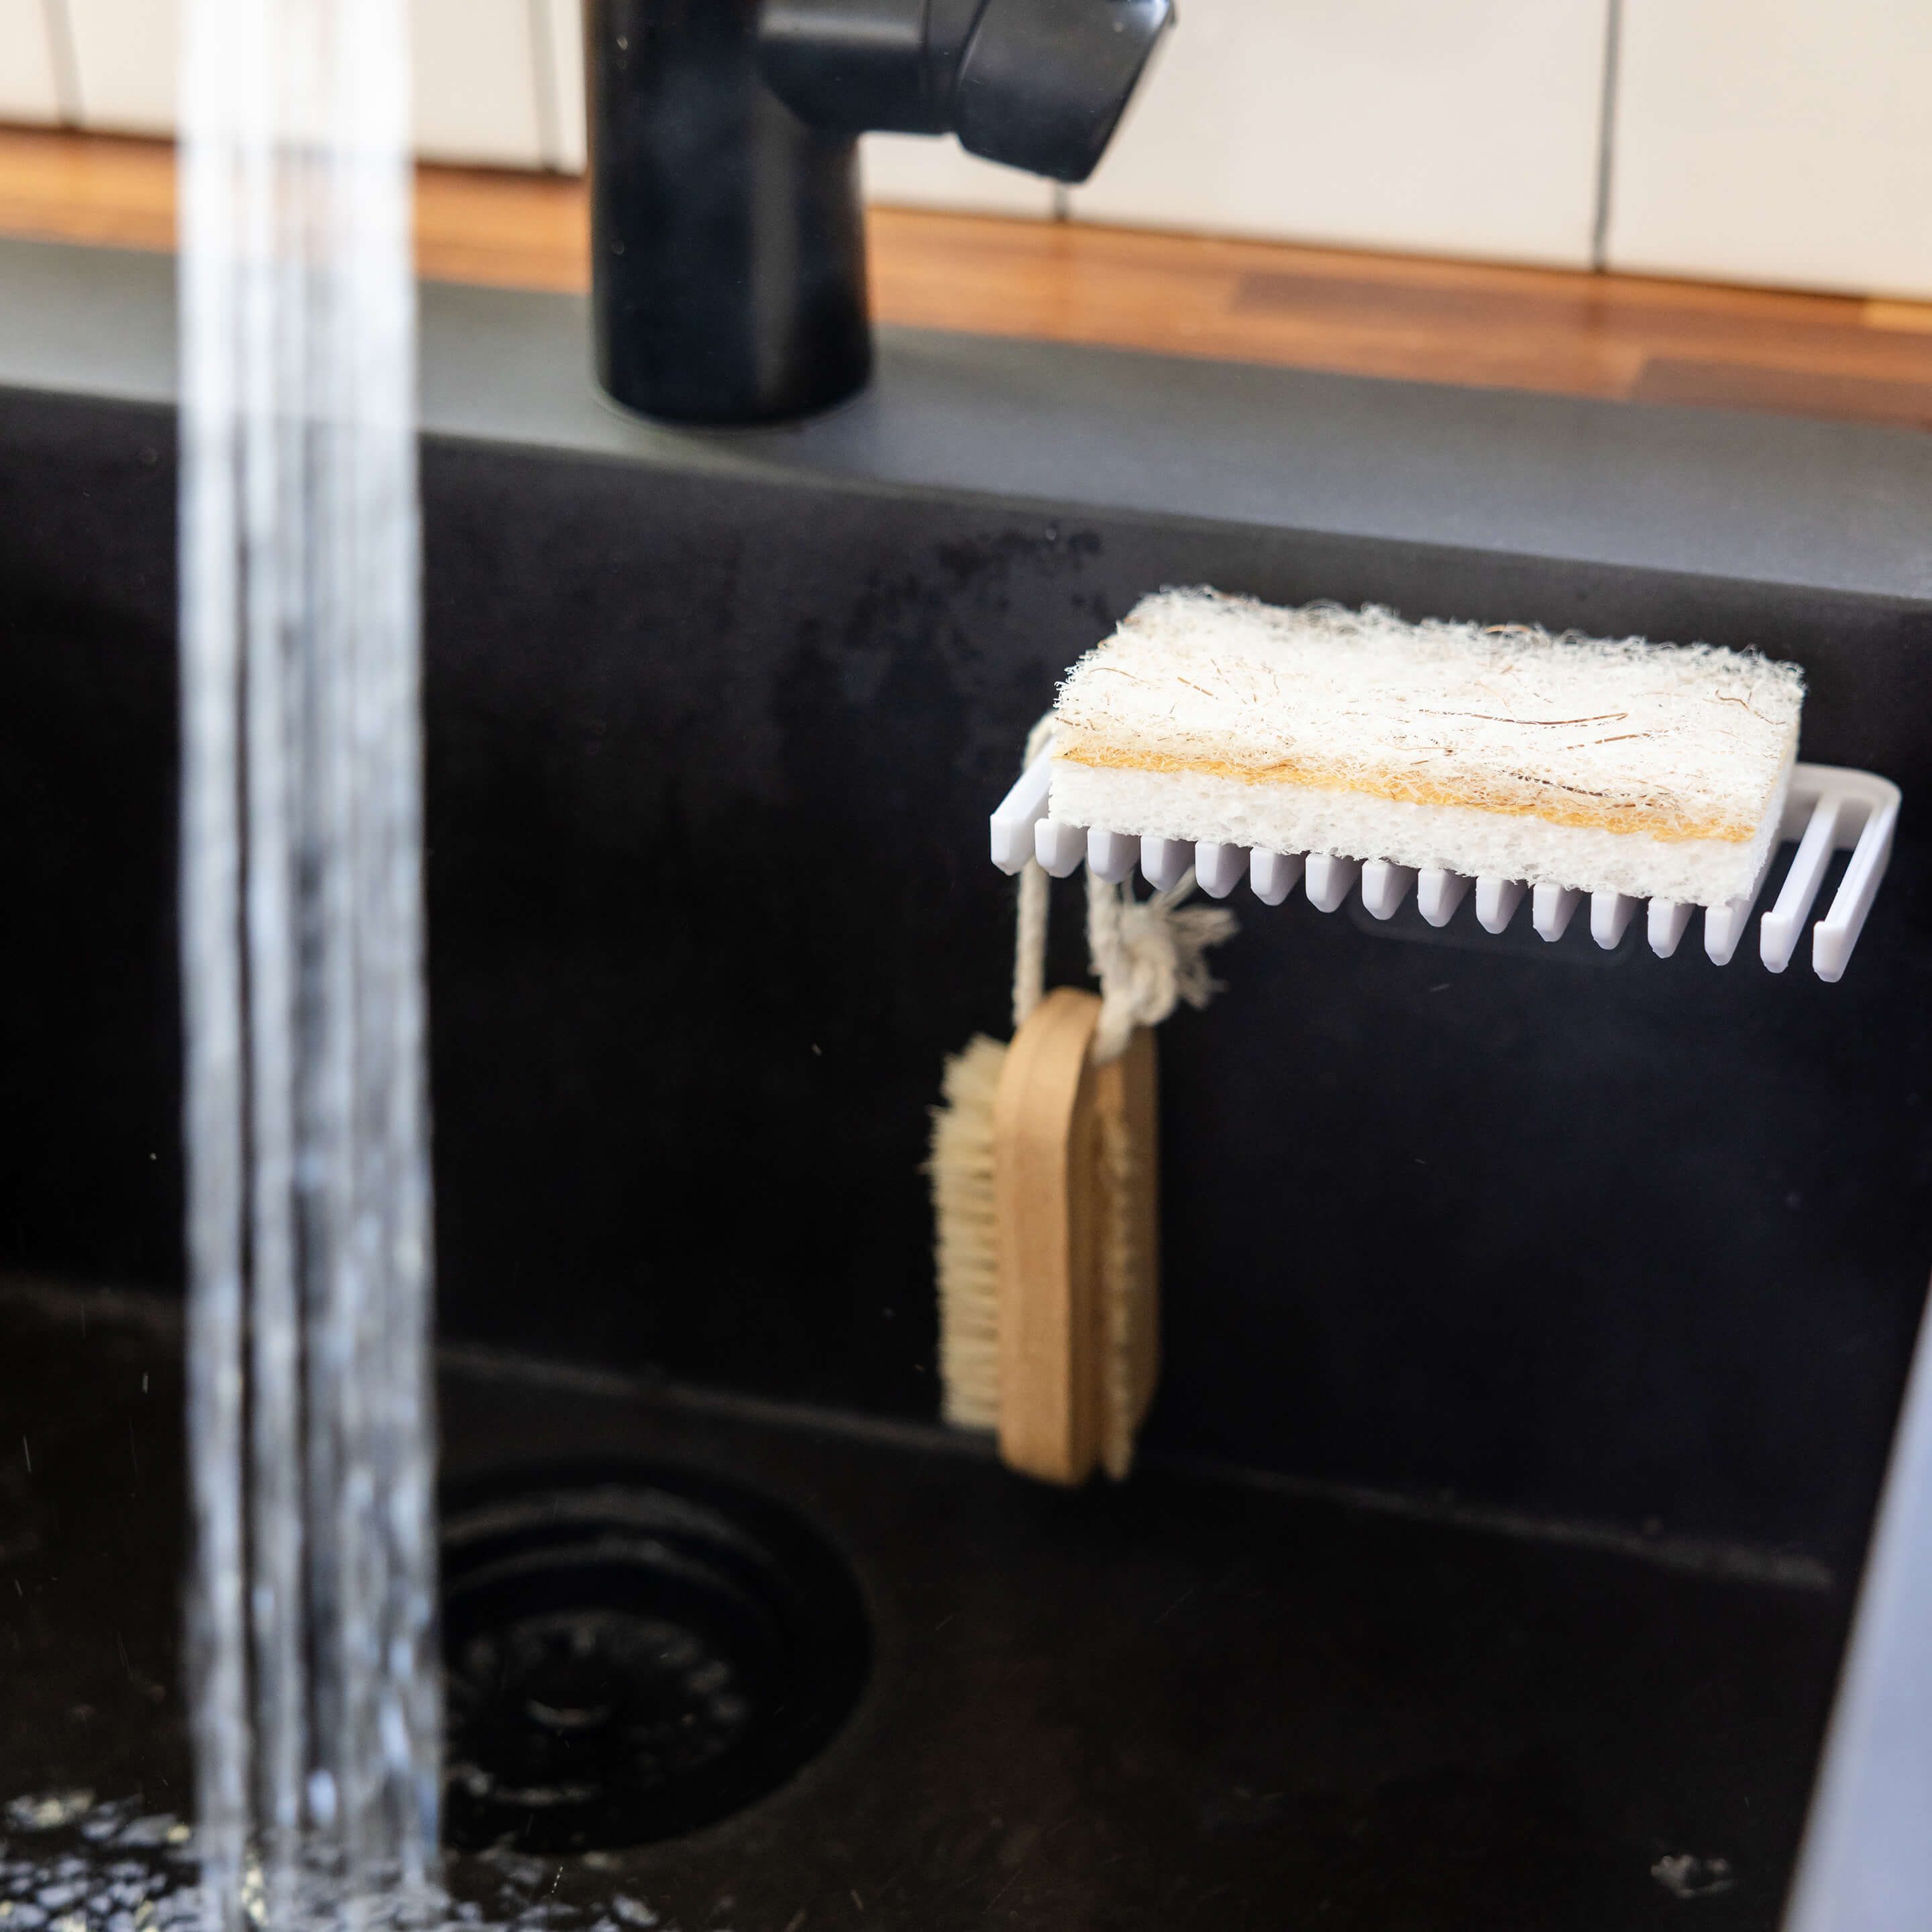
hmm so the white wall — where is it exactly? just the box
[64,0,174,133]
[19,0,1932,300]
[863,136,1054,220]
[1607,0,1932,301]
[534,0,586,172]
[1071,0,1611,269]
[23,0,1615,266]
[411,0,545,168]
[40,0,586,168]
[0,0,64,123]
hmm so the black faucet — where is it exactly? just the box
[587,0,1174,425]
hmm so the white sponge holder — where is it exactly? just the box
[991,757,1899,984]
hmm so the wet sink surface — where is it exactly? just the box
[2,1281,1843,1931]
[5,258,1924,1932]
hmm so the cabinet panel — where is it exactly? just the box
[1073,0,1610,268]
[0,0,62,123]
[1609,0,1932,300]
[58,0,549,168]
[863,135,1055,219]
[412,0,543,168]
[66,0,176,133]
[535,0,585,172]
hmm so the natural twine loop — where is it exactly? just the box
[1085,866,1235,1063]
[1009,715,1235,1059]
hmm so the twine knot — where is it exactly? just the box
[1010,715,1235,1060]
[1085,869,1235,1063]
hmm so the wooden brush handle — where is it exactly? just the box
[994,987,1104,1485]
[1094,1024,1159,1477]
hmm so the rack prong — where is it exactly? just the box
[1195,843,1244,900]
[1648,900,1693,959]
[1250,850,1304,906]
[1762,794,1844,974]
[1362,860,1418,920]
[1035,818,1087,879]
[1475,877,1525,934]
[1305,854,1360,913]
[1591,892,1638,949]
[989,754,1053,874]
[1140,837,1191,892]
[1417,870,1470,928]
[1087,828,1137,883]
[1533,883,1581,942]
[1813,783,1900,983]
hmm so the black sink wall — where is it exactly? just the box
[5,380,1931,1580]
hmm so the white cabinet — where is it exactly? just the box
[0,0,64,123]
[1071,0,1613,268]
[29,0,1931,304]
[535,0,585,172]
[411,0,543,168]
[47,0,582,170]
[1607,0,1932,300]
[65,0,175,133]
[861,135,1055,219]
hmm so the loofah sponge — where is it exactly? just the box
[1050,592,1805,908]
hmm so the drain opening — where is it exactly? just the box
[440,1465,870,1853]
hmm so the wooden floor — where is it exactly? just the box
[6,124,1932,431]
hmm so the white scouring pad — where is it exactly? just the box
[1049,592,1807,909]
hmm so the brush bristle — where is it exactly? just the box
[929,1034,1006,1430]
[931,1028,1158,1477]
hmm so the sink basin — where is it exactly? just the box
[4,235,1932,1927]
[0,1284,1848,1929]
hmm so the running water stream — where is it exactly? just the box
[176,0,439,1922]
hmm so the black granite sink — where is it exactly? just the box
[3,238,1931,1927]
[0,1283,1849,1930]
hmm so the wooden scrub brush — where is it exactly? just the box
[929,721,1234,1485]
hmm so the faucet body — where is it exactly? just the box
[588,0,1173,426]
[589,0,869,426]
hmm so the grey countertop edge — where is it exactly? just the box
[5,234,1930,606]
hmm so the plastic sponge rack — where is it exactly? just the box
[992,759,1900,984]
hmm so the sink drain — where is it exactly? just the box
[440,1465,870,1853]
